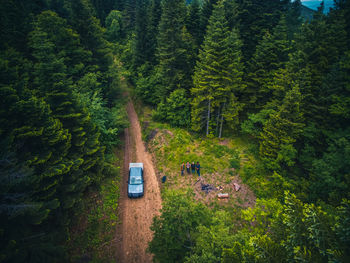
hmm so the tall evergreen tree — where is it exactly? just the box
[123,0,137,33]
[245,16,291,112]
[199,0,219,45]
[105,9,124,42]
[0,50,71,261]
[155,0,189,99]
[145,0,162,65]
[90,0,117,24]
[29,11,105,209]
[287,6,347,129]
[259,85,305,171]
[132,0,150,69]
[186,0,202,46]
[69,0,111,73]
[235,0,289,62]
[192,1,245,137]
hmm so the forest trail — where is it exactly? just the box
[115,100,162,263]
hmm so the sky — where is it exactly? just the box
[301,0,335,12]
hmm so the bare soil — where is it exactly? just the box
[115,101,162,263]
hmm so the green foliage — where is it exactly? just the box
[241,108,275,138]
[259,86,305,171]
[245,16,291,111]
[155,0,191,99]
[132,0,149,69]
[153,89,191,128]
[0,2,124,262]
[184,211,235,263]
[135,64,162,104]
[309,129,350,203]
[234,0,288,61]
[192,1,245,137]
[186,0,201,46]
[281,192,341,262]
[199,0,218,45]
[68,177,120,262]
[105,10,123,42]
[336,199,350,260]
[149,189,212,262]
[74,72,128,151]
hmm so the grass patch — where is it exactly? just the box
[135,105,260,208]
[67,175,120,263]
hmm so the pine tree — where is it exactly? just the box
[186,0,201,46]
[29,12,105,209]
[132,0,149,69]
[327,51,350,124]
[145,0,162,65]
[199,0,218,45]
[285,0,302,41]
[123,0,137,34]
[90,0,116,25]
[287,7,347,128]
[69,0,111,72]
[259,85,305,170]
[192,1,245,137]
[0,50,71,260]
[155,0,189,99]
[32,11,92,80]
[235,0,289,62]
[246,16,291,111]
[105,9,124,42]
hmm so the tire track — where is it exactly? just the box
[116,100,162,263]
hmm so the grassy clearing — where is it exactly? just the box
[135,102,262,209]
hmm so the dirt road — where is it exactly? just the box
[116,101,162,263]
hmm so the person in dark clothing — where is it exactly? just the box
[186,161,191,174]
[191,162,195,174]
[181,162,185,176]
[196,161,200,177]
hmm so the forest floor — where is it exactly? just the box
[115,100,162,263]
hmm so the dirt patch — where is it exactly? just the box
[219,139,230,146]
[192,174,256,208]
[115,101,162,263]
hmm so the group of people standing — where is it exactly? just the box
[181,161,200,177]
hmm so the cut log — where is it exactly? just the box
[217,193,229,199]
[233,183,241,192]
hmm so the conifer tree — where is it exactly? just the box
[246,16,291,111]
[199,0,218,45]
[288,7,347,128]
[105,10,124,42]
[155,0,189,99]
[235,0,288,62]
[90,0,116,24]
[0,51,71,260]
[259,85,305,170]
[145,0,162,65]
[192,1,244,137]
[186,0,201,46]
[133,0,149,69]
[29,12,105,209]
[69,0,111,72]
[123,0,137,33]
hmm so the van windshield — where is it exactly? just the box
[129,167,142,185]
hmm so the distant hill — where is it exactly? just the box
[301,0,335,13]
[301,4,316,21]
